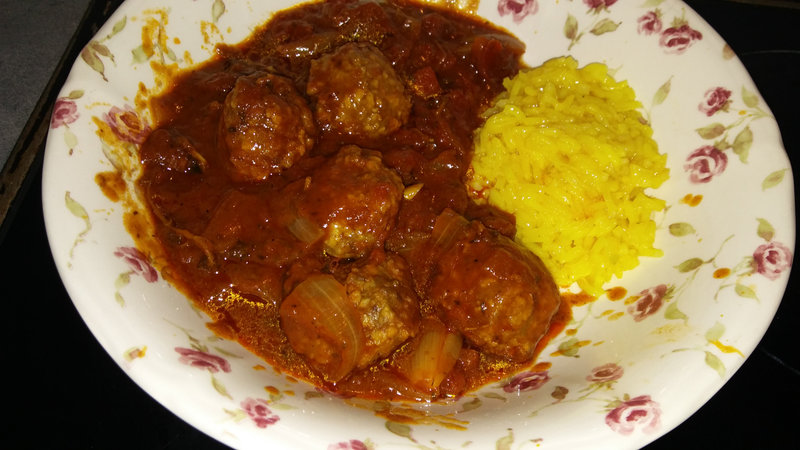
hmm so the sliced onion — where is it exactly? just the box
[287,214,324,243]
[431,208,470,250]
[403,183,424,200]
[280,274,364,382]
[405,319,463,392]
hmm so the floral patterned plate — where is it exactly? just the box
[42,0,794,449]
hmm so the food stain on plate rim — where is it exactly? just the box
[41,0,794,449]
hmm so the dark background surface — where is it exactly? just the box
[0,0,798,448]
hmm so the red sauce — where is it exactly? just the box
[136,0,568,402]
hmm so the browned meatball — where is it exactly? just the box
[307,42,411,140]
[279,251,419,382]
[345,251,420,368]
[293,145,404,258]
[222,73,315,182]
[428,210,561,362]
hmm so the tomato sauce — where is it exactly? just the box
[136,0,566,402]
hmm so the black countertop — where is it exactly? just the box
[1,0,798,448]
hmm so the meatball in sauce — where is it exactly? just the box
[222,73,316,182]
[307,42,412,141]
[428,210,561,363]
[135,0,562,402]
[287,145,404,259]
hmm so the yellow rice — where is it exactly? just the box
[469,56,669,296]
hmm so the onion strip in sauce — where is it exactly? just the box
[404,319,463,392]
[279,274,366,382]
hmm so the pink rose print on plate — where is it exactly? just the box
[497,0,538,23]
[114,246,158,282]
[241,398,280,428]
[103,105,151,145]
[175,347,232,373]
[606,395,661,435]
[659,24,703,54]
[628,284,668,322]
[587,363,624,383]
[503,370,550,393]
[637,11,662,35]
[753,241,793,280]
[684,145,728,183]
[584,0,617,10]
[51,97,79,129]
[328,440,369,450]
[699,87,732,116]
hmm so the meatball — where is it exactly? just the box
[307,42,411,140]
[280,252,419,382]
[428,210,561,362]
[293,145,404,259]
[222,73,315,182]
[345,251,420,368]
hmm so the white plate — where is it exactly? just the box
[43,0,794,448]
